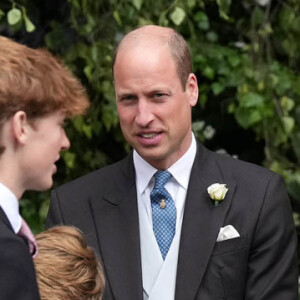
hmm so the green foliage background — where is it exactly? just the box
[1,0,299,264]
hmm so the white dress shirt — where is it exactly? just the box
[0,182,22,233]
[134,133,197,300]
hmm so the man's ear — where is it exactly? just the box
[186,73,199,107]
[12,111,30,145]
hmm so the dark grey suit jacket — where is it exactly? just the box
[0,207,40,299]
[46,142,298,300]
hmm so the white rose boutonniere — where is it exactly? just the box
[207,183,228,207]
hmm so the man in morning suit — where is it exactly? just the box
[46,25,298,299]
[0,36,89,299]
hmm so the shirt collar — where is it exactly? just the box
[0,182,22,233]
[134,133,197,194]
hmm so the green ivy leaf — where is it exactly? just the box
[0,9,4,20]
[202,66,215,79]
[22,8,35,32]
[258,22,273,37]
[281,96,295,112]
[39,198,50,221]
[170,7,186,26]
[187,0,196,8]
[7,8,22,25]
[235,108,262,128]
[291,132,300,163]
[286,178,300,202]
[72,115,84,133]
[195,11,209,30]
[227,55,240,67]
[132,0,143,10]
[206,31,218,42]
[282,116,295,134]
[216,0,232,21]
[211,82,225,95]
[84,65,93,81]
[239,92,265,108]
[62,151,76,169]
[113,10,122,26]
[82,124,93,139]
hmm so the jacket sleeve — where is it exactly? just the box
[0,235,40,300]
[245,174,298,299]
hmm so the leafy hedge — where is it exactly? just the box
[1,0,299,256]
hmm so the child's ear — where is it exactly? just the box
[12,111,30,145]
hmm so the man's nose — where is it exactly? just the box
[135,100,154,127]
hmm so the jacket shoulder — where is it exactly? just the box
[54,154,134,195]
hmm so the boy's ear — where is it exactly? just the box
[12,111,30,145]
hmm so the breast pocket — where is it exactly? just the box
[213,235,248,255]
[201,236,249,299]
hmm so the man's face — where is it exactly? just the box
[114,43,198,169]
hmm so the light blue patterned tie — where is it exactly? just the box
[150,170,176,260]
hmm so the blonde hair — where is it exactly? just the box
[35,226,104,300]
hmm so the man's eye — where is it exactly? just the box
[153,93,167,101]
[155,93,164,98]
[121,95,136,101]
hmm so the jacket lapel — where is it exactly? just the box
[175,143,236,300]
[90,155,143,300]
[0,207,12,230]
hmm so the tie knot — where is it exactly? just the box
[153,170,172,189]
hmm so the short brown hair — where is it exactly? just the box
[112,25,192,89]
[0,36,89,153]
[35,226,105,300]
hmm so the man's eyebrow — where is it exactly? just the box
[148,88,172,95]
[116,92,137,100]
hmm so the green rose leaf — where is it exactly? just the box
[7,8,22,25]
[170,7,186,26]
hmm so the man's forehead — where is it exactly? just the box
[118,26,173,52]
[118,37,166,54]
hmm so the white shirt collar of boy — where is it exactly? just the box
[134,132,197,226]
[0,182,22,233]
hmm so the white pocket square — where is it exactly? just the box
[217,225,240,242]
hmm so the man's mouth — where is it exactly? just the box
[139,133,160,139]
